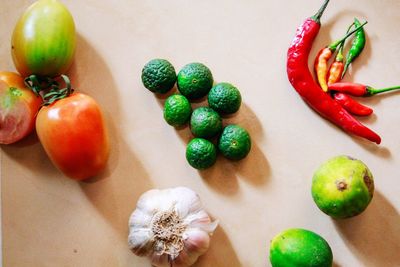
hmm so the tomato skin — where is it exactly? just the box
[36,93,109,180]
[0,71,42,144]
[11,0,76,77]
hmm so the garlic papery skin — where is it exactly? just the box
[128,187,218,267]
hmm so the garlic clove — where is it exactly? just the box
[201,219,219,233]
[190,217,219,234]
[184,210,211,227]
[136,189,168,215]
[171,187,202,219]
[128,228,153,256]
[169,248,193,267]
[150,252,171,267]
[183,228,211,256]
[172,228,211,266]
[129,208,153,228]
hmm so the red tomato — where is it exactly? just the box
[36,93,109,180]
[0,71,42,144]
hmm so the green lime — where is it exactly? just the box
[312,155,374,219]
[163,94,192,127]
[218,125,251,160]
[270,228,333,267]
[141,59,176,93]
[208,82,242,114]
[190,107,222,138]
[177,62,213,99]
[186,138,217,169]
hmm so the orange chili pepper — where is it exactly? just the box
[314,47,333,92]
[314,21,367,92]
[327,44,344,85]
[327,39,371,117]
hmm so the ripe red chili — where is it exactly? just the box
[287,0,381,144]
[328,82,400,97]
[333,93,373,116]
[326,43,368,116]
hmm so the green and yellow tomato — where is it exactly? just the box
[11,0,76,77]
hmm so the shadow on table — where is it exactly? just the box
[152,85,271,196]
[194,225,242,267]
[353,87,400,157]
[71,34,154,241]
[334,191,400,267]
[0,130,61,178]
[199,103,270,195]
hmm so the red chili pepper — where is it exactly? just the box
[329,82,400,97]
[333,93,373,116]
[314,22,367,92]
[287,0,381,144]
[327,42,369,116]
[328,24,373,117]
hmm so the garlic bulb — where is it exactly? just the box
[128,187,218,267]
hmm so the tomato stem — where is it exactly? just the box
[24,75,42,96]
[24,74,74,105]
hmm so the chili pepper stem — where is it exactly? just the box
[311,0,330,24]
[367,85,400,96]
[329,21,368,50]
[336,43,344,61]
[341,23,355,78]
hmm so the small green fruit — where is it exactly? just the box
[218,124,251,160]
[190,107,222,139]
[163,94,192,127]
[186,138,217,170]
[208,82,242,115]
[177,63,213,100]
[312,155,374,219]
[270,228,333,267]
[141,59,176,93]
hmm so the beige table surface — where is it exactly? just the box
[1,0,400,266]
